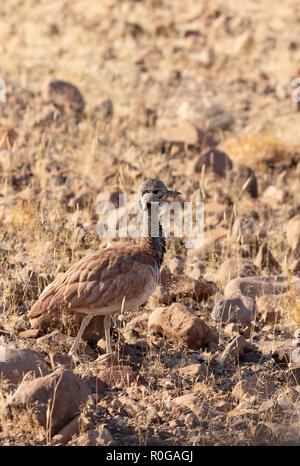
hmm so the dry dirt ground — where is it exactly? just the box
[0,0,300,446]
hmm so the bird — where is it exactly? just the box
[28,178,181,362]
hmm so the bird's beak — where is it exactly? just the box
[167,189,182,197]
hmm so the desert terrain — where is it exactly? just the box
[0,0,300,446]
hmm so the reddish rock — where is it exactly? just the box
[286,215,300,252]
[151,273,215,305]
[221,335,256,364]
[186,227,228,259]
[177,364,209,381]
[232,373,278,400]
[193,148,232,177]
[148,303,218,350]
[161,124,217,147]
[97,365,146,388]
[0,346,49,387]
[3,368,91,435]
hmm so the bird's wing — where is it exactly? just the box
[28,245,156,318]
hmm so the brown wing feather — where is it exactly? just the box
[28,244,156,318]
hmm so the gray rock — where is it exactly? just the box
[212,296,256,324]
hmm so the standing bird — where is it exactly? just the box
[28,179,181,362]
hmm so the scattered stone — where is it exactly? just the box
[286,215,300,252]
[97,365,146,388]
[125,313,149,335]
[42,80,85,113]
[231,217,266,246]
[254,243,281,273]
[218,258,259,287]
[212,297,256,324]
[161,124,217,147]
[230,163,258,198]
[224,275,298,300]
[3,368,91,435]
[177,364,209,381]
[251,422,274,444]
[171,393,208,417]
[193,148,232,177]
[220,335,256,364]
[0,345,49,387]
[256,295,282,324]
[232,373,278,400]
[148,303,218,350]
[262,185,287,204]
[151,274,215,305]
[186,227,228,259]
[71,425,115,446]
[52,415,80,445]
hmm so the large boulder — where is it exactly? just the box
[3,368,91,436]
[224,275,299,300]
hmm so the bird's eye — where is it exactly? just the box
[152,190,159,194]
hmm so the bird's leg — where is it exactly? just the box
[104,314,112,354]
[68,314,93,362]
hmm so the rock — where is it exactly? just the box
[97,365,146,388]
[256,295,282,324]
[161,124,217,147]
[193,148,232,177]
[0,345,49,387]
[148,303,218,350]
[187,227,228,259]
[0,127,17,150]
[224,275,298,300]
[232,373,278,400]
[231,217,266,246]
[254,243,281,273]
[3,368,91,435]
[71,425,115,446]
[286,215,300,252]
[251,422,274,444]
[151,274,215,305]
[18,329,41,338]
[95,99,113,119]
[52,415,80,445]
[220,335,256,364]
[125,313,149,335]
[230,163,258,198]
[171,393,208,417]
[42,80,85,113]
[262,185,287,204]
[212,297,256,324]
[218,258,259,287]
[257,338,294,364]
[177,364,209,381]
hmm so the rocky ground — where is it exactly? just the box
[0,0,300,446]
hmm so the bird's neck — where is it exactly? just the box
[141,203,166,269]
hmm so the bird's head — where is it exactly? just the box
[138,178,181,211]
